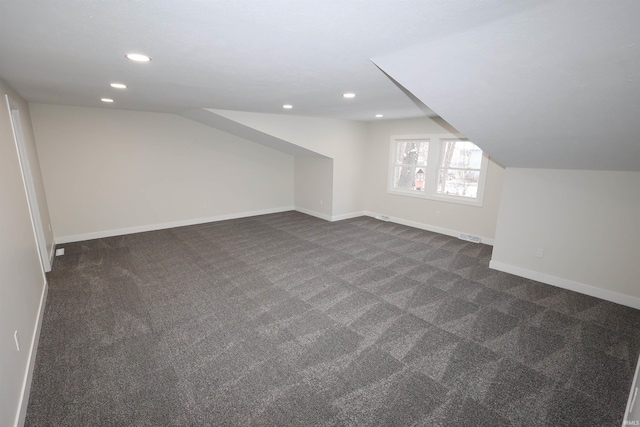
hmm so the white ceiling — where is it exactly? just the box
[1,0,638,170]
[0,0,545,121]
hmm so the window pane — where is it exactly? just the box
[394,166,427,191]
[441,140,482,169]
[437,169,480,198]
[396,140,428,167]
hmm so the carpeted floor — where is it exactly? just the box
[25,211,640,426]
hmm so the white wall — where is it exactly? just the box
[294,156,333,219]
[0,78,48,426]
[30,104,294,242]
[208,110,368,219]
[491,168,640,308]
[3,87,54,264]
[365,117,504,243]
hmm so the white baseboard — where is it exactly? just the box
[47,244,55,272]
[295,210,492,246]
[15,281,48,427]
[42,239,56,273]
[294,208,369,222]
[331,211,367,222]
[489,260,640,311]
[294,207,333,222]
[54,206,295,244]
[364,211,494,246]
[625,354,640,426]
[56,207,482,245]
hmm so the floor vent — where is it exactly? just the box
[459,233,481,243]
[375,215,390,222]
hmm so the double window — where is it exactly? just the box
[389,135,488,206]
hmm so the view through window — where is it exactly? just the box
[389,135,488,206]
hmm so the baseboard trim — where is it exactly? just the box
[489,260,640,310]
[331,211,367,222]
[15,281,48,427]
[294,207,333,221]
[47,244,55,272]
[56,208,489,244]
[293,207,366,222]
[364,211,494,246]
[54,206,295,244]
[625,354,640,425]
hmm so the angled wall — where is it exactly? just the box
[207,109,368,219]
[491,168,640,309]
[0,78,48,427]
[30,104,294,242]
[3,87,54,264]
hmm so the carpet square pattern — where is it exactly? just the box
[26,212,640,426]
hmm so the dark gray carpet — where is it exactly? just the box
[25,211,640,426]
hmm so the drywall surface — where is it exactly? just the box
[492,168,640,305]
[294,156,333,219]
[365,117,504,242]
[181,108,321,157]
[372,1,640,171]
[0,78,48,426]
[30,104,294,240]
[208,109,368,217]
[2,83,54,264]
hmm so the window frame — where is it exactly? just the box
[387,134,489,207]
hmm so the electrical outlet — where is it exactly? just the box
[320,200,323,206]
[14,331,20,351]
[535,248,544,258]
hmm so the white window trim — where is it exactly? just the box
[387,134,489,207]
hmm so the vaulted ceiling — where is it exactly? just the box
[373,1,640,171]
[1,0,639,170]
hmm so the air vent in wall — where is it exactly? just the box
[459,233,481,243]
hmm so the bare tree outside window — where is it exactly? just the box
[394,140,428,191]
[440,140,456,193]
[389,135,487,206]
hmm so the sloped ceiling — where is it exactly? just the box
[181,109,325,158]
[0,0,544,120]
[373,1,640,171]
[1,1,639,170]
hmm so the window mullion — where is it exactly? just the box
[423,138,440,197]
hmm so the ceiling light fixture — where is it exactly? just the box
[283,104,293,109]
[375,114,383,118]
[125,53,151,62]
[101,98,114,103]
[110,83,127,89]
[343,93,356,98]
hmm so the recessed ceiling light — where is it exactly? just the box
[343,93,356,98]
[283,104,293,109]
[110,83,127,89]
[125,53,151,62]
[101,98,114,103]
[375,114,383,118]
